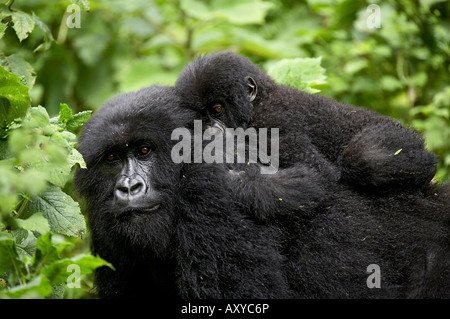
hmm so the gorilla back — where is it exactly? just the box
[175,51,437,192]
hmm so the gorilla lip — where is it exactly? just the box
[118,204,161,219]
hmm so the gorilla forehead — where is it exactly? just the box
[175,51,274,114]
[78,86,192,162]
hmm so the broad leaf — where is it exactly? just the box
[11,11,35,42]
[16,212,50,235]
[0,66,30,136]
[268,57,327,93]
[24,186,86,237]
[0,53,36,89]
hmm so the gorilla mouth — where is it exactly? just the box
[118,204,161,219]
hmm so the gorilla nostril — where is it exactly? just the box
[116,185,129,194]
[130,181,144,196]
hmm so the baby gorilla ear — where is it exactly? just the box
[245,76,257,102]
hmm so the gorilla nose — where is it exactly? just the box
[114,175,147,205]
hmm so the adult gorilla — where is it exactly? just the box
[74,85,309,298]
[75,85,450,299]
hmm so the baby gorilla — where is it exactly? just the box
[175,51,437,191]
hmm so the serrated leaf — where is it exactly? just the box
[12,229,37,258]
[11,11,35,42]
[58,103,73,125]
[0,66,30,136]
[24,186,86,237]
[267,57,327,93]
[66,110,92,132]
[0,53,36,89]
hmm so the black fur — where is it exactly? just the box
[175,51,437,191]
[75,85,450,299]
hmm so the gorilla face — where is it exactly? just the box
[75,86,191,256]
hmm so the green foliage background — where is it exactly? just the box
[0,0,449,298]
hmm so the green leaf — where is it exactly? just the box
[0,21,7,39]
[12,229,37,258]
[0,235,24,274]
[28,106,50,128]
[24,186,86,237]
[0,53,36,89]
[58,103,73,125]
[66,111,92,132]
[211,0,274,25]
[10,11,35,42]
[381,75,403,92]
[16,212,51,235]
[73,0,91,12]
[0,66,30,136]
[4,275,52,299]
[180,0,273,25]
[31,12,54,52]
[33,233,59,270]
[42,254,114,286]
[68,148,87,169]
[394,148,403,155]
[268,57,327,93]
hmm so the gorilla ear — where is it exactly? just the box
[245,76,257,102]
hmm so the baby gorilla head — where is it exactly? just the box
[175,51,274,131]
[74,86,192,257]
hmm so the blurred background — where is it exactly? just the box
[1,0,448,181]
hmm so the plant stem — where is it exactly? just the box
[6,0,15,11]
[15,197,29,219]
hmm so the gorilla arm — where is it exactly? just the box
[255,85,437,191]
[227,162,330,222]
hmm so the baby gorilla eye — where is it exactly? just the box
[209,104,223,117]
[107,154,115,162]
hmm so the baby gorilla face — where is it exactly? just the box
[75,86,192,256]
[175,51,267,132]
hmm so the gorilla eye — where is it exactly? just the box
[106,154,116,162]
[210,104,223,117]
[139,146,150,156]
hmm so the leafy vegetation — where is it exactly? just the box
[0,0,448,298]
